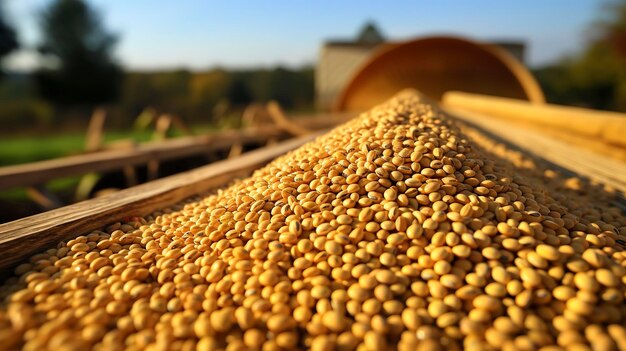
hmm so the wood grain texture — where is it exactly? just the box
[444,106,626,198]
[0,131,324,270]
[443,91,626,149]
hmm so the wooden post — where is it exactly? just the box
[133,107,157,131]
[75,108,107,203]
[442,91,626,149]
[26,186,63,210]
[84,108,107,152]
[148,114,175,181]
[74,173,101,202]
[242,104,262,127]
[171,115,193,136]
[444,106,626,195]
[266,101,311,136]
[153,114,173,141]
[0,126,288,191]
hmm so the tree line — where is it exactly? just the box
[1,0,626,133]
[0,66,315,131]
[532,0,626,111]
[0,0,314,131]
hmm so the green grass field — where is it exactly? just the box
[0,123,228,167]
[0,131,151,167]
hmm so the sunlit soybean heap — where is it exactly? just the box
[1,90,626,351]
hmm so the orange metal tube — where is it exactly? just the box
[334,36,545,112]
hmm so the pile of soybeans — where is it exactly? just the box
[1,90,625,351]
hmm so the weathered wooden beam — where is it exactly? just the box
[0,131,324,270]
[25,186,63,210]
[0,126,287,190]
[442,91,626,149]
[444,106,626,198]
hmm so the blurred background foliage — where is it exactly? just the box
[35,0,123,106]
[0,0,624,215]
[0,0,624,133]
[0,65,315,132]
[0,0,314,134]
[533,0,626,110]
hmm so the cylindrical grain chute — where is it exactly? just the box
[334,36,545,112]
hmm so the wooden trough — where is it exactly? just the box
[0,107,353,216]
[1,36,625,273]
[1,92,625,272]
[0,132,323,270]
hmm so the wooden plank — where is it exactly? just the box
[153,114,173,141]
[442,91,626,148]
[0,131,324,270]
[444,106,626,197]
[0,126,288,190]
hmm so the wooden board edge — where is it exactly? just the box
[443,106,626,207]
[0,131,325,270]
[0,126,288,190]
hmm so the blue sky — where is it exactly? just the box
[3,0,608,71]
